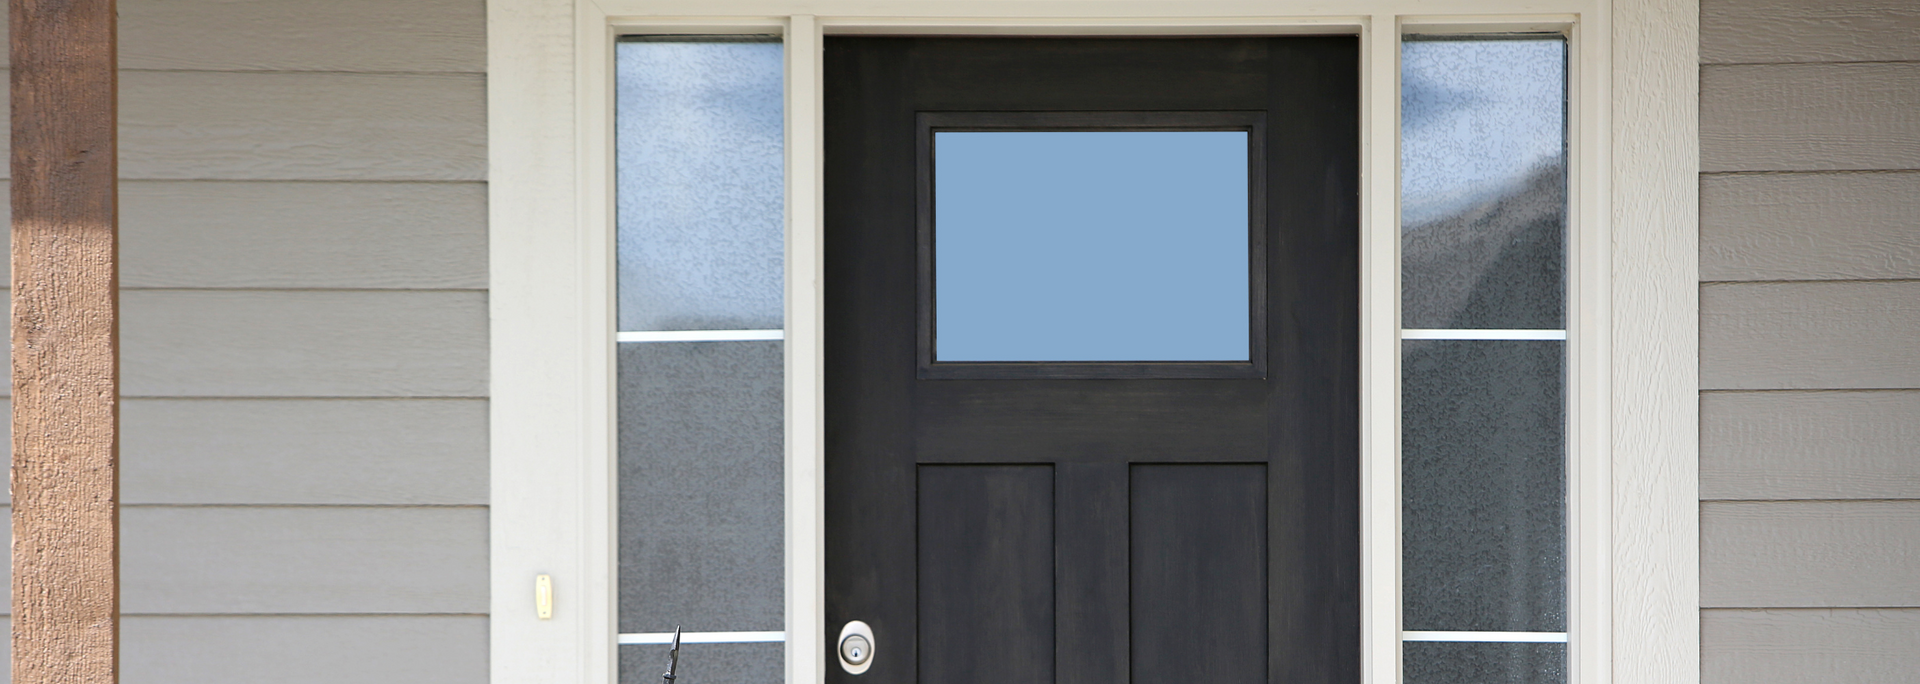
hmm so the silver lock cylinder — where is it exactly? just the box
[837,620,875,675]
[840,634,871,665]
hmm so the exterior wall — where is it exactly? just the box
[2,1,490,682]
[1698,0,1920,681]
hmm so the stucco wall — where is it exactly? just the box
[1698,0,1920,680]
[0,1,492,681]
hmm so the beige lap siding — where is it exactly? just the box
[1699,1,1920,682]
[0,1,491,683]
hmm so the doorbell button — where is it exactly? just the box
[837,620,875,675]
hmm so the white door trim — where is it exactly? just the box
[487,2,1698,683]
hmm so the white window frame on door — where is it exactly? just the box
[487,1,1699,683]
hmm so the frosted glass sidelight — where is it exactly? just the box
[1402,340,1565,632]
[1401,38,1566,330]
[933,131,1251,362]
[1400,34,1568,684]
[616,38,784,332]
[614,37,786,684]
[1404,642,1566,684]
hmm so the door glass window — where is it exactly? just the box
[1400,34,1569,684]
[615,36,785,684]
[932,130,1252,363]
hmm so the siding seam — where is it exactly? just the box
[1702,59,1920,67]
[1700,278,1920,286]
[1701,169,1920,177]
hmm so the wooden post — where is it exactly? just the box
[10,0,119,683]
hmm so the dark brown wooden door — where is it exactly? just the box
[824,37,1359,684]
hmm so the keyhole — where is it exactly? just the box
[841,634,872,666]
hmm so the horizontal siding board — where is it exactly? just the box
[1701,171,1920,281]
[0,399,484,505]
[122,615,487,684]
[0,507,487,615]
[0,71,487,181]
[1701,63,1920,172]
[120,181,488,289]
[120,507,487,614]
[1702,390,1920,500]
[1700,281,1920,390]
[1702,500,1920,608]
[0,180,488,290]
[1703,608,1920,684]
[1701,0,1920,64]
[122,398,488,505]
[121,290,487,398]
[0,0,486,72]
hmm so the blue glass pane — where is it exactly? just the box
[934,131,1250,362]
[616,39,784,331]
[1401,38,1566,329]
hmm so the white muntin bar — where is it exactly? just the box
[1402,630,1569,643]
[616,329,786,343]
[619,631,789,645]
[1399,328,1568,340]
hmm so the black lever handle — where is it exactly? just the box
[662,626,682,683]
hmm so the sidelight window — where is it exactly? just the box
[1399,35,1569,684]
[613,36,788,684]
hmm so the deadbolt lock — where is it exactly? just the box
[840,634,871,665]
[837,620,875,675]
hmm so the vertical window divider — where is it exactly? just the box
[1359,15,1406,684]
[783,15,828,684]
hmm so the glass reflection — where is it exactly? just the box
[1401,38,1567,330]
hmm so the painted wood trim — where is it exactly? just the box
[783,15,827,684]
[1358,15,1403,684]
[9,1,121,684]
[488,0,601,682]
[1610,4,1701,684]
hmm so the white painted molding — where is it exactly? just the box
[616,329,785,342]
[1400,329,1567,340]
[1403,631,1570,643]
[1359,14,1403,684]
[784,15,828,684]
[1610,3,1702,684]
[619,631,788,645]
[488,0,609,682]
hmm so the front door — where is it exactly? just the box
[824,37,1359,684]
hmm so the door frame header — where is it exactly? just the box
[487,2,1700,684]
